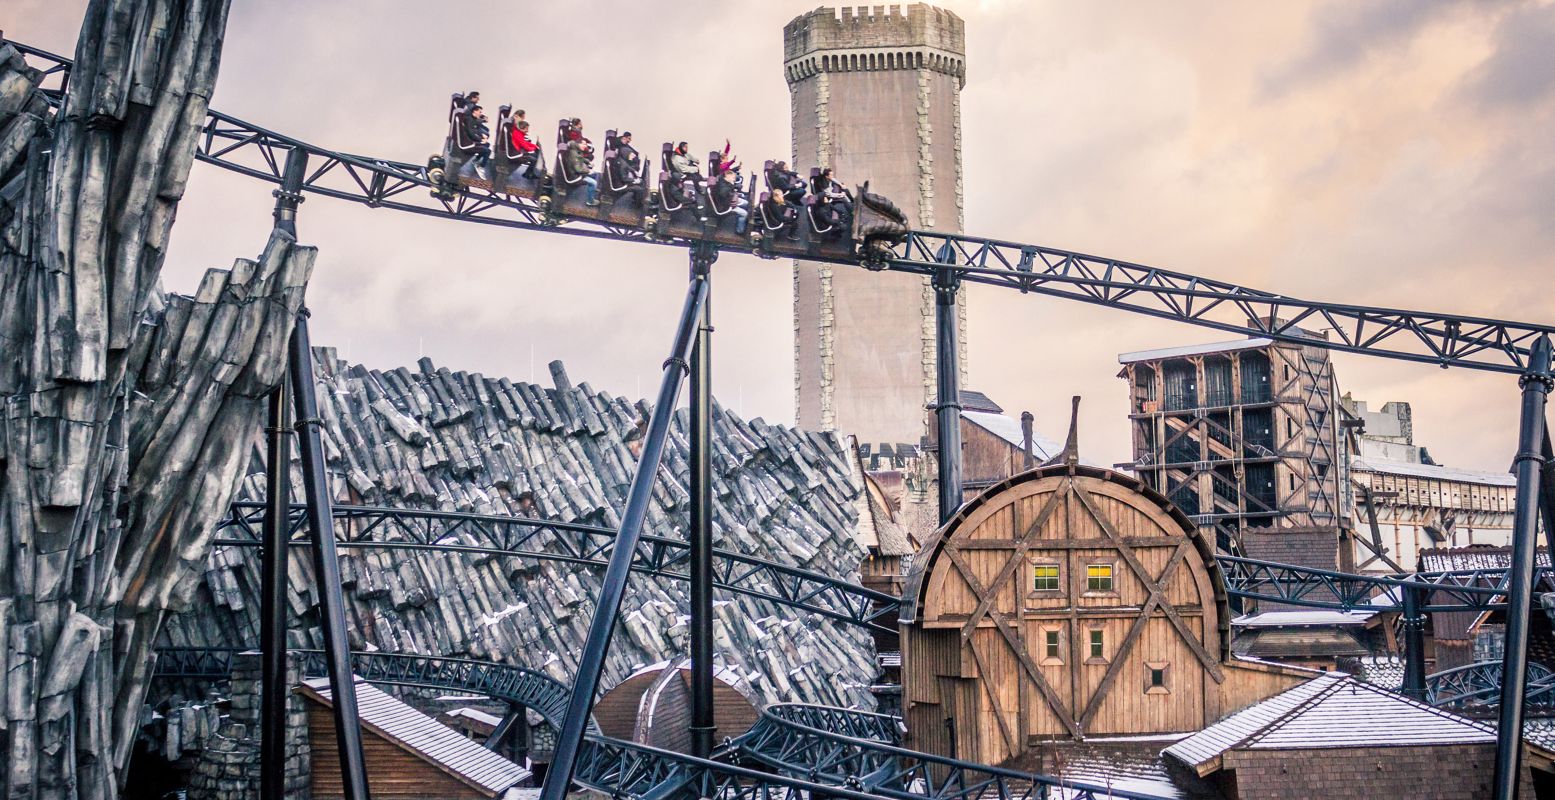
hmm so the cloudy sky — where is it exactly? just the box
[13,0,1555,473]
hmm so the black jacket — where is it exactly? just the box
[711,178,739,212]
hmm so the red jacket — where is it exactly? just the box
[510,127,539,153]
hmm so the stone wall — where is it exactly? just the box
[787,4,968,450]
[186,653,309,800]
[157,356,881,711]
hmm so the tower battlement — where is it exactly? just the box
[784,4,965,86]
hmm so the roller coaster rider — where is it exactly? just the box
[709,169,749,233]
[669,142,700,186]
[560,122,600,206]
[443,94,488,185]
[766,161,806,206]
[602,131,647,208]
[759,189,799,241]
[812,167,852,229]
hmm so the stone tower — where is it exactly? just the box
[786,4,968,455]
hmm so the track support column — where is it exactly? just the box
[688,243,719,758]
[262,145,307,800]
[273,147,307,237]
[932,255,963,525]
[259,384,292,800]
[542,248,714,800]
[1399,583,1426,701]
[290,313,372,800]
[1494,334,1553,800]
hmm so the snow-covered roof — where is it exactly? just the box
[1232,610,1376,628]
[302,677,530,795]
[1351,456,1515,487]
[961,410,1062,460]
[1163,673,1495,775]
[1118,338,1274,364]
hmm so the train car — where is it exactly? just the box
[431,113,909,266]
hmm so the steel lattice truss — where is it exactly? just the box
[216,502,900,633]
[734,703,1164,800]
[15,41,1555,376]
[152,648,1157,800]
[1426,661,1555,710]
[1216,554,1540,612]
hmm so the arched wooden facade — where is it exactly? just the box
[594,660,761,755]
[901,464,1308,767]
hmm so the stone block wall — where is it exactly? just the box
[787,4,968,450]
[186,653,309,800]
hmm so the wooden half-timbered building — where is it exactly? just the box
[900,460,1311,768]
[1116,330,1349,553]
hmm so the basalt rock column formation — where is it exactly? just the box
[157,356,881,711]
[0,4,313,798]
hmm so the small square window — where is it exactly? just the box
[1033,564,1060,592]
[1086,564,1114,593]
[1145,661,1171,695]
[1045,630,1061,659]
[1089,630,1105,660]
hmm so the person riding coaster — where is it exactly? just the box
[429,90,486,197]
[600,130,647,208]
[757,189,800,241]
[765,160,806,206]
[706,169,749,234]
[552,118,599,207]
[490,105,543,194]
[658,141,702,213]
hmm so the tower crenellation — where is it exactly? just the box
[783,5,966,87]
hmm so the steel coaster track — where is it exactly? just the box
[732,702,1167,800]
[1216,553,1545,613]
[12,40,1555,376]
[1425,660,1555,710]
[214,501,900,633]
[152,647,1162,800]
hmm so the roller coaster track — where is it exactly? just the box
[1426,661,1555,711]
[17,35,1551,799]
[153,647,1164,800]
[215,501,900,633]
[1216,553,1543,613]
[13,40,1555,376]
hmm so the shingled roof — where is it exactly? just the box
[1163,673,1495,776]
[161,353,880,709]
[301,677,529,796]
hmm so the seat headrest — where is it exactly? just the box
[810,167,823,177]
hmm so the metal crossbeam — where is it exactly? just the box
[14,40,1555,376]
[1217,554,1543,613]
[735,703,1167,800]
[1427,661,1555,711]
[216,502,900,633]
[151,648,1164,800]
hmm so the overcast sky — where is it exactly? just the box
[12,0,1555,473]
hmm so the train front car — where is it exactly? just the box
[850,181,909,264]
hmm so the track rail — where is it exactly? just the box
[1217,554,1543,613]
[734,702,1168,800]
[1426,660,1555,710]
[153,648,1163,800]
[12,40,1555,376]
[215,501,900,633]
